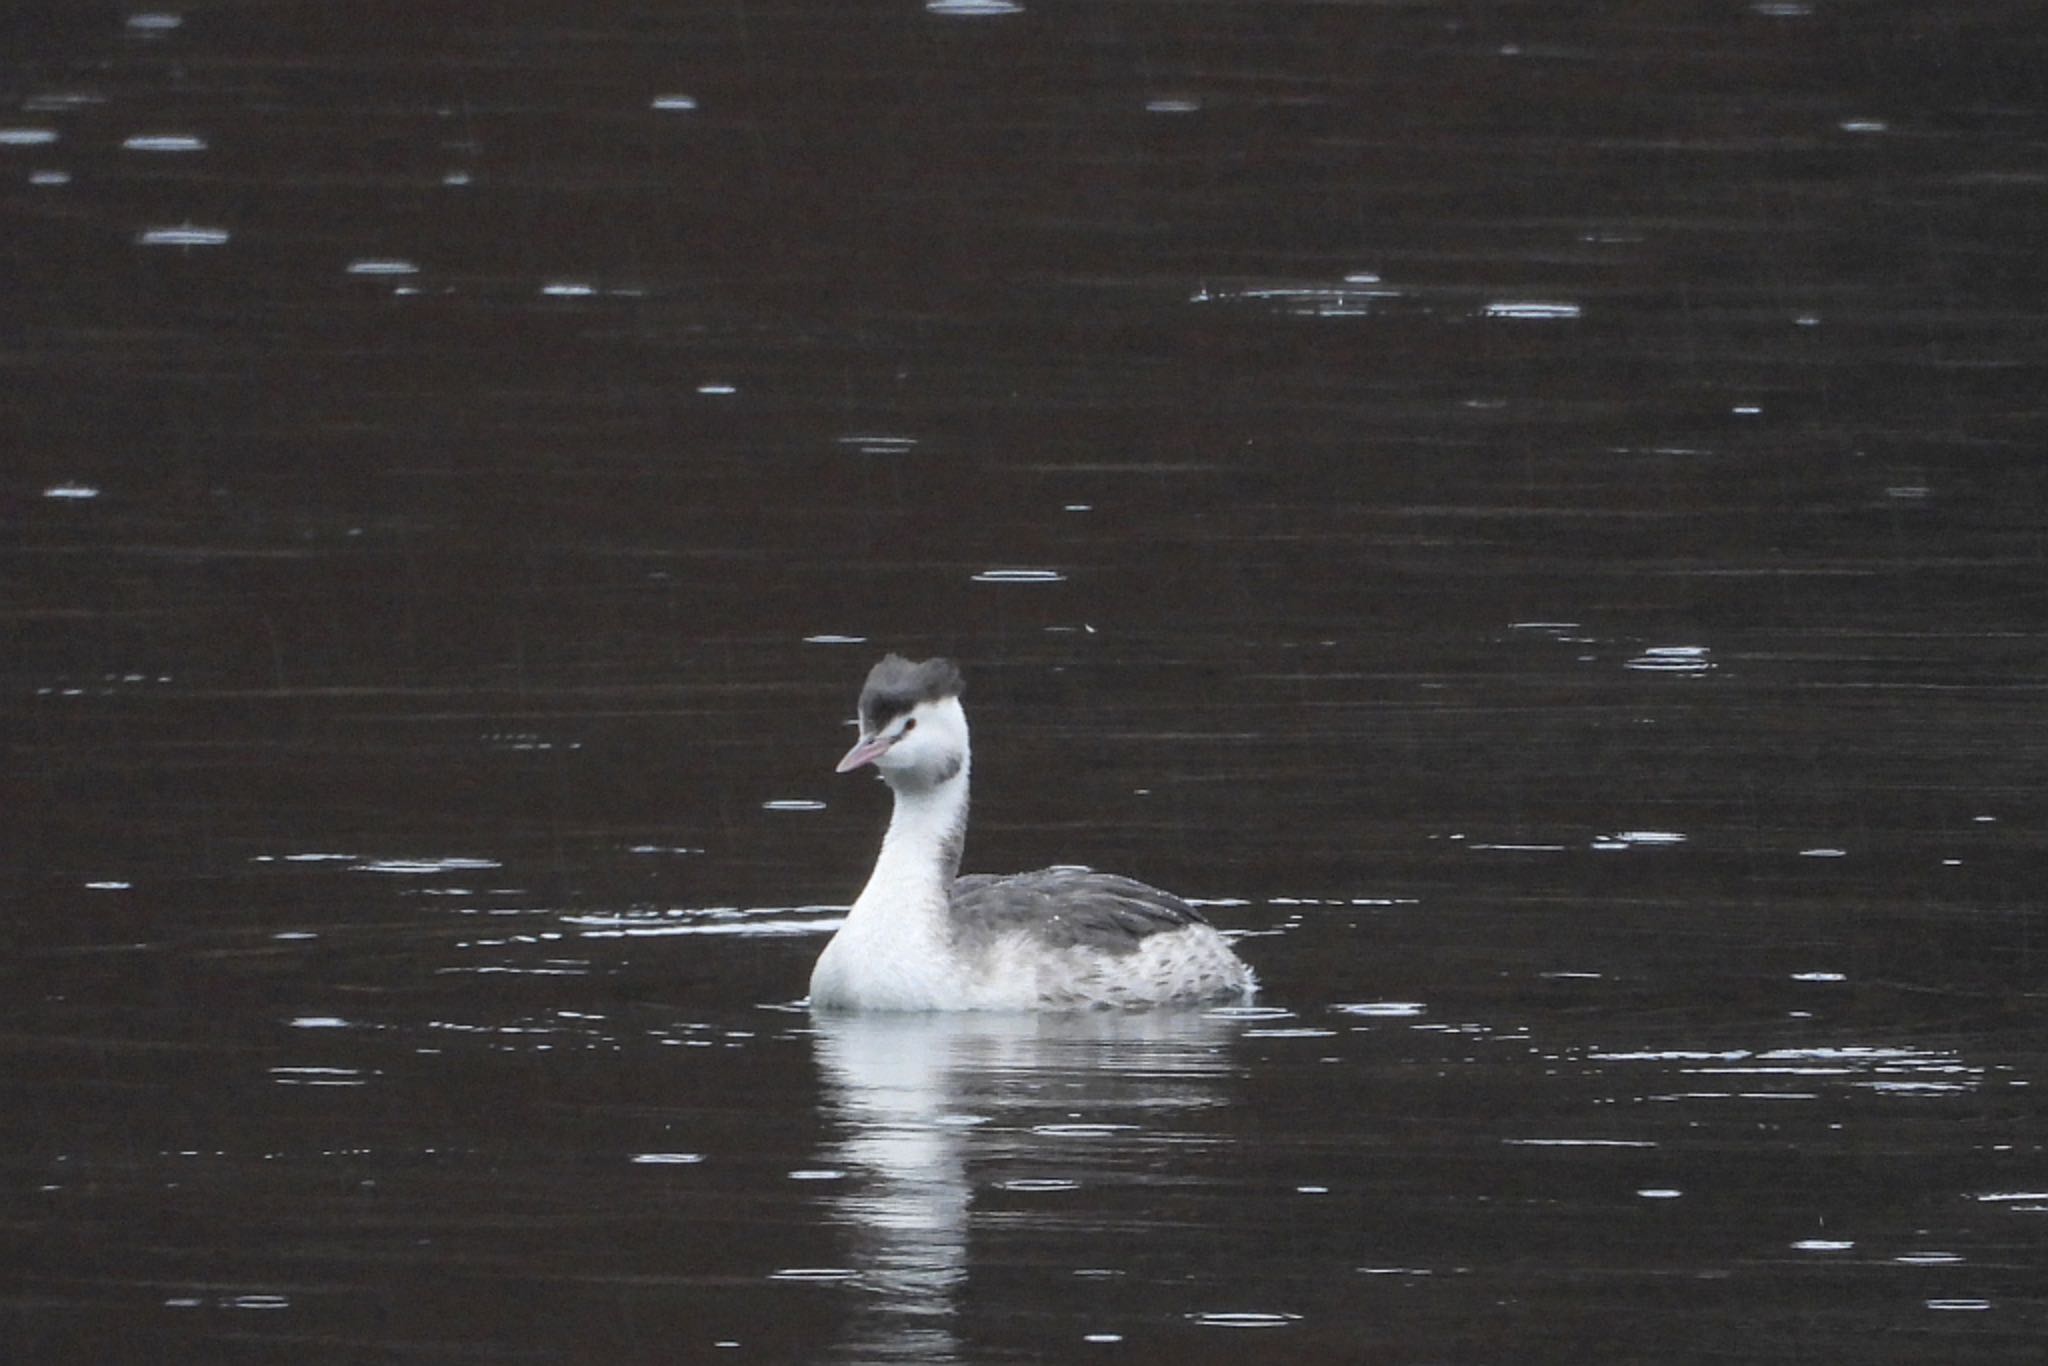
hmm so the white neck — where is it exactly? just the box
[811,703,975,1010]
[851,754,971,924]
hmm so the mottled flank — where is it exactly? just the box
[858,654,965,733]
[945,869,1254,1007]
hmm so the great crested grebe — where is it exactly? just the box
[808,655,1256,1011]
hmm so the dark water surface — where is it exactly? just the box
[6,2,2047,1361]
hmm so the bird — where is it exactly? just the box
[808,654,1257,1011]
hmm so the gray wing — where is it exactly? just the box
[949,867,1213,955]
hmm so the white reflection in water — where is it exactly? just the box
[926,0,1024,14]
[566,905,840,940]
[1591,1041,1990,1099]
[1624,645,1713,674]
[23,93,104,112]
[1191,275,1402,318]
[1591,829,1685,851]
[1331,1001,1427,1018]
[1481,301,1582,320]
[135,225,230,247]
[0,127,59,145]
[269,1065,374,1087]
[122,133,206,152]
[353,855,501,875]
[1185,1311,1302,1328]
[836,434,919,455]
[810,1011,1239,1363]
[971,568,1065,583]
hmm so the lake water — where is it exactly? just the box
[6,2,2045,1361]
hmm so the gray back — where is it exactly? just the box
[949,867,1212,956]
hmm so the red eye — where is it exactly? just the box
[902,718,917,733]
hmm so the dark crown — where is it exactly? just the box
[858,654,964,731]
